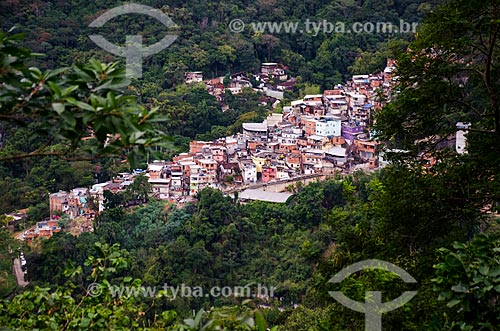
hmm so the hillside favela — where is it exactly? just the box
[0,0,499,330]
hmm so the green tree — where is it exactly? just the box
[373,0,500,215]
[124,174,152,204]
[0,29,167,167]
[432,233,500,331]
[1,242,178,330]
[373,0,500,246]
[0,229,16,297]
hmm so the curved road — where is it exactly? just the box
[12,258,28,287]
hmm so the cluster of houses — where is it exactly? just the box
[21,220,61,244]
[186,62,295,107]
[143,60,400,198]
[6,173,138,243]
[3,209,63,244]
[44,59,397,218]
[47,172,139,220]
[36,59,468,234]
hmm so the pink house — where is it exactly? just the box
[211,147,227,163]
[261,167,277,183]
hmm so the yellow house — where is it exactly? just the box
[251,156,268,172]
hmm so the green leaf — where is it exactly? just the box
[193,309,204,327]
[79,317,91,328]
[44,67,69,80]
[447,299,461,308]
[94,117,104,134]
[72,65,93,81]
[47,81,62,97]
[479,266,490,276]
[452,242,466,250]
[162,310,176,322]
[66,97,95,111]
[52,103,65,115]
[28,67,43,79]
[61,111,76,128]
[451,283,469,293]
[255,310,267,331]
[489,266,500,278]
[61,85,78,97]
[82,112,95,125]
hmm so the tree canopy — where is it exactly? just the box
[0,29,168,166]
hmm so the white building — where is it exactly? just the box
[315,117,342,137]
[149,177,170,199]
[261,63,287,80]
[241,162,257,183]
[279,131,300,145]
[456,122,470,154]
[184,71,203,84]
[243,122,268,142]
[89,183,108,213]
[276,170,290,180]
[266,113,283,127]
[170,167,184,192]
[190,170,217,195]
[225,137,238,155]
[303,94,324,107]
[346,92,367,107]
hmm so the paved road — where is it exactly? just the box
[12,258,28,287]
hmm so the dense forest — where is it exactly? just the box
[0,0,435,87]
[2,173,499,330]
[1,0,500,330]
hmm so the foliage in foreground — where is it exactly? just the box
[0,29,168,167]
[0,242,275,331]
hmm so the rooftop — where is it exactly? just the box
[238,189,293,203]
[243,123,268,132]
[148,164,164,172]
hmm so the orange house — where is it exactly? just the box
[190,141,209,154]
[49,191,68,215]
[354,139,378,163]
[286,151,301,168]
[301,118,317,137]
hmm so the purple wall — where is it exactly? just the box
[342,123,365,141]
